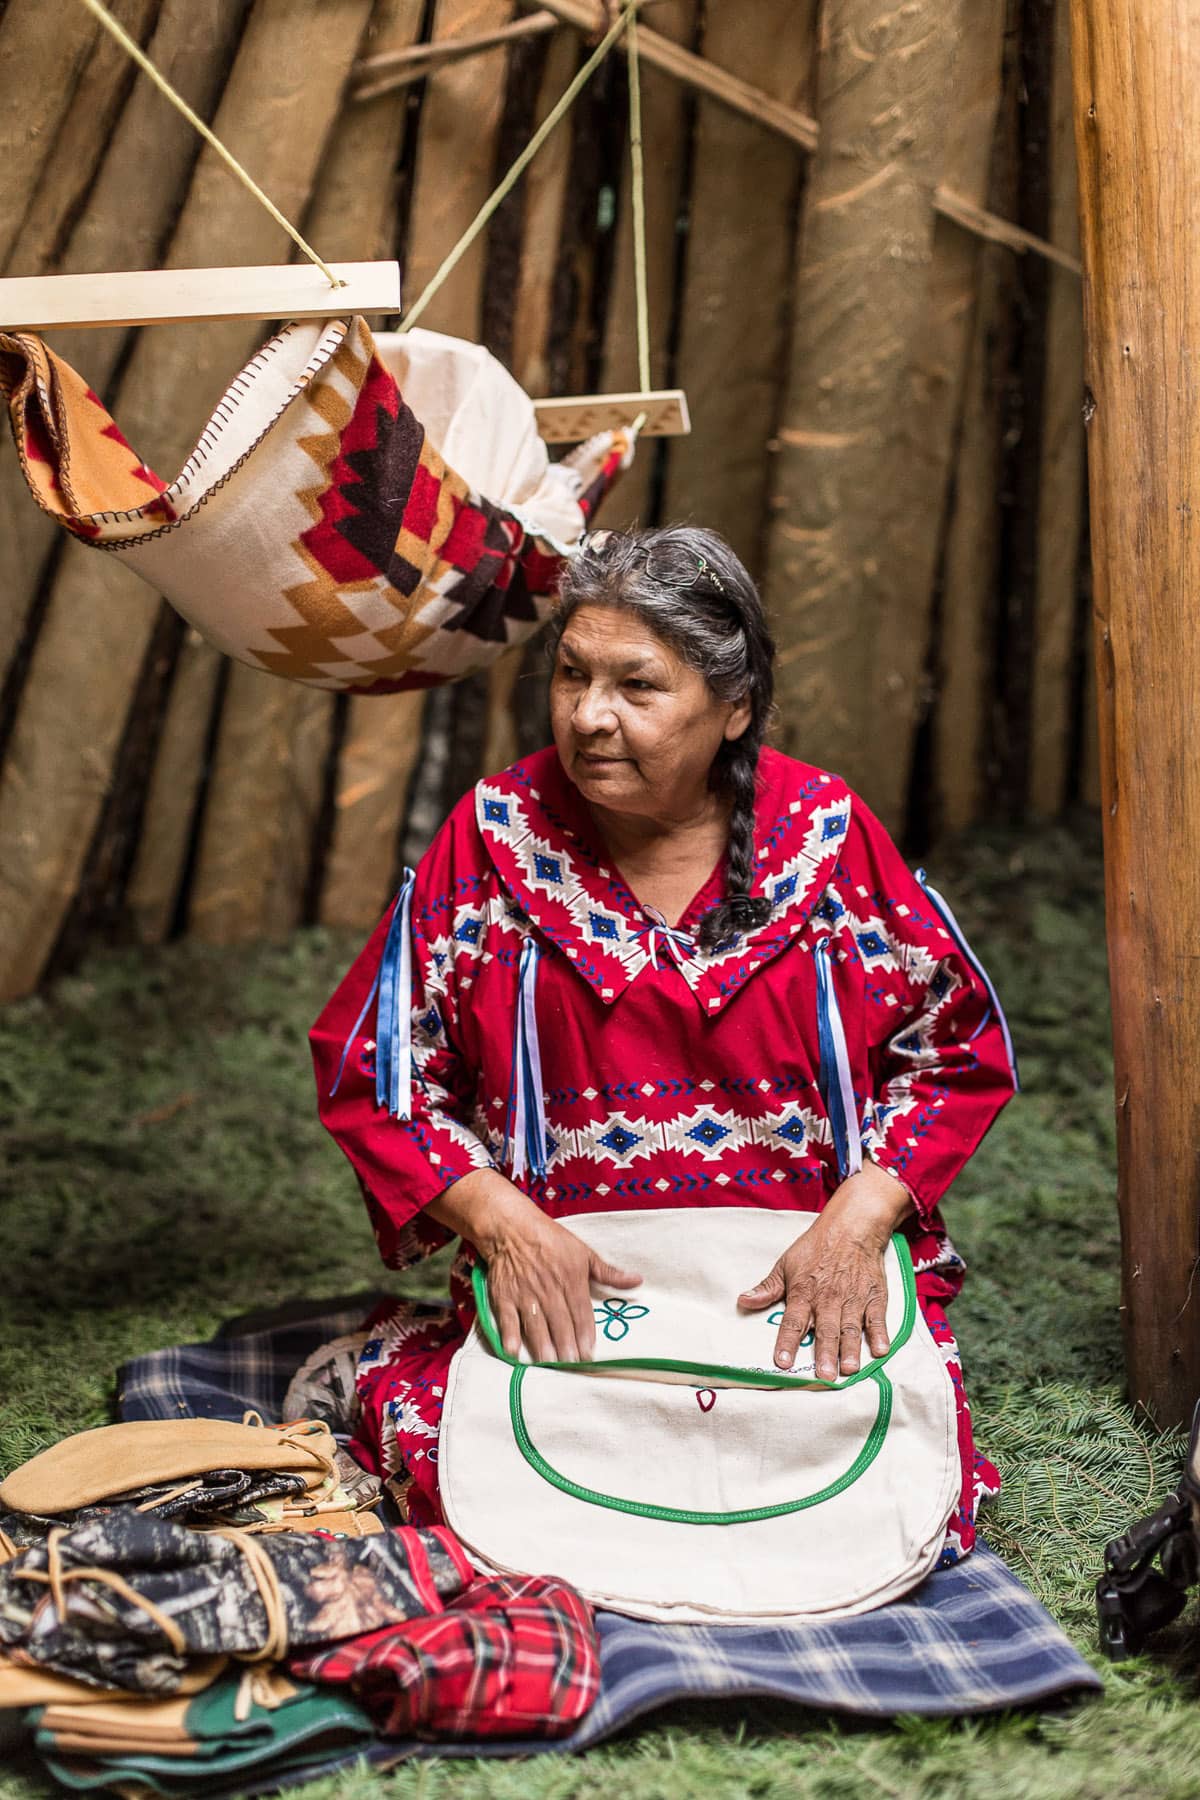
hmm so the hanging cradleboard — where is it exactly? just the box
[440,1208,960,1625]
[0,319,632,693]
[0,0,684,692]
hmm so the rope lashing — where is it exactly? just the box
[627,4,651,397]
[75,0,344,289]
[401,0,647,333]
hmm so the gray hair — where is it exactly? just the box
[547,525,776,949]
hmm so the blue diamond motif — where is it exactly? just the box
[534,853,564,884]
[816,895,843,924]
[599,1123,642,1157]
[455,918,483,944]
[483,798,510,825]
[822,813,848,840]
[589,911,619,941]
[776,1115,807,1146]
[687,1117,731,1148]
[773,873,799,904]
[856,930,888,959]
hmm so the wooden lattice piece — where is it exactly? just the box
[533,387,690,443]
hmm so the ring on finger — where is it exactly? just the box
[528,1302,539,1317]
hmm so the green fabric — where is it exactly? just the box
[34,1669,374,1795]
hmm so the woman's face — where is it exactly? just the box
[550,603,750,822]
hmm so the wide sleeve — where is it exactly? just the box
[840,794,1018,1222]
[309,811,496,1270]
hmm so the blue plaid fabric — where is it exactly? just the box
[116,1294,390,1424]
[117,1301,1102,1790]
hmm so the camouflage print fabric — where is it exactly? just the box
[0,1471,311,1551]
[0,1510,472,1695]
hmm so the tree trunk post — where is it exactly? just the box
[1070,0,1200,1425]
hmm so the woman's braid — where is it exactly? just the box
[700,734,772,949]
[550,525,777,952]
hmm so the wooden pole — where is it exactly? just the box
[319,0,517,929]
[187,0,425,947]
[662,0,819,577]
[1029,0,1085,818]
[1069,0,1200,1425]
[595,0,696,534]
[762,0,982,833]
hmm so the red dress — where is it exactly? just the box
[310,746,1017,1563]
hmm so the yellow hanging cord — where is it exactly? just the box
[401,0,643,333]
[627,6,651,400]
[76,0,344,289]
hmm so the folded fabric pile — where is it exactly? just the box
[34,1668,375,1797]
[0,1417,381,1549]
[0,1415,601,1795]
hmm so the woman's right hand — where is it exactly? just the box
[427,1169,642,1362]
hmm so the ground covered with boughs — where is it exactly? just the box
[4,816,1200,1800]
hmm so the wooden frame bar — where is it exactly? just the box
[933,185,1083,277]
[0,260,401,330]
[519,0,820,150]
[353,12,558,100]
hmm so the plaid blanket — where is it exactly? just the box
[117,1300,1101,1761]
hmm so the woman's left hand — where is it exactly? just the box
[737,1161,914,1380]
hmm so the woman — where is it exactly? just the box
[311,525,1017,1565]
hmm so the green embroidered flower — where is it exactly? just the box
[594,1298,650,1342]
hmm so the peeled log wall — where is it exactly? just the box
[0,0,1092,996]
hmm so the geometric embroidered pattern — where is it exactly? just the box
[475,753,855,1018]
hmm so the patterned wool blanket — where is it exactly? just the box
[0,321,630,693]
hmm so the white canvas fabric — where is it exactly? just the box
[373,329,599,555]
[440,1208,959,1624]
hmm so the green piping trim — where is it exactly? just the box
[508,1363,893,1523]
[470,1231,918,1392]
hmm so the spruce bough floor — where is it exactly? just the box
[4,817,1200,1800]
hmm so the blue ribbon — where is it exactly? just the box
[814,936,863,1182]
[330,869,416,1119]
[504,936,549,1182]
[375,868,417,1118]
[916,869,1020,1093]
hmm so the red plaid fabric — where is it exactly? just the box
[289,1573,599,1739]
